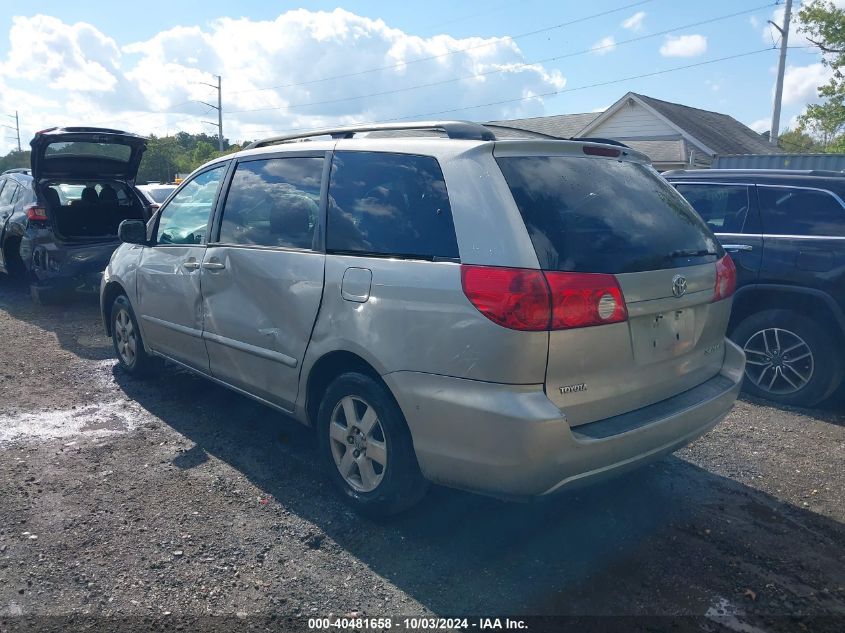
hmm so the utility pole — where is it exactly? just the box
[2,111,21,152]
[197,74,224,151]
[769,0,793,146]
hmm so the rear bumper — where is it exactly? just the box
[384,338,745,498]
[25,235,116,292]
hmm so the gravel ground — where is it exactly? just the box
[0,279,842,632]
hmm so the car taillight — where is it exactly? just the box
[461,265,550,331]
[25,204,48,222]
[713,255,736,302]
[544,271,627,329]
[460,265,628,331]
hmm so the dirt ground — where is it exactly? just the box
[0,279,842,633]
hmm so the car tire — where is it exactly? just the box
[731,309,843,407]
[317,372,428,517]
[110,294,162,377]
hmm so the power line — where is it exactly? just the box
[227,0,654,96]
[229,2,777,115]
[247,47,778,136]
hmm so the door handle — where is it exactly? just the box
[722,244,753,252]
[202,261,225,270]
[182,261,200,270]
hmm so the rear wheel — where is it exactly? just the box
[317,372,427,517]
[111,294,162,377]
[732,309,842,407]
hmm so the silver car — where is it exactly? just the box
[100,121,745,516]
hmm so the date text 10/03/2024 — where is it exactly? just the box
[308,617,528,630]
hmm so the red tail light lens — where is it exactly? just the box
[460,265,550,331]
[545,271,627,329]
[25,205,48,222]
[461,265,628,331]
[713,255,736,302]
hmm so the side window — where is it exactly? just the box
[326,151,459,259]
[757,186,845,237]
[674,184,749,234]
[218,157,323,249]
[0,180,15,206]
[156,164,228,245]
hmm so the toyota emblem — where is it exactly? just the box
[672,274,688,297]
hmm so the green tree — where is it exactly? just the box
[191,140,217,166]
[778,128,824,152]
[797,1,845,148]
[0,150,30,172]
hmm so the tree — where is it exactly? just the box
[797,1,845,148]
[0,150,30,172]
[191,140,217,166]
[778,128,824,152]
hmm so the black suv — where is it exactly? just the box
[665,169,845,407]
[0,168,36,278]
[0,127,151,303]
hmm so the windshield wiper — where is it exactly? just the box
[668,248,718,259]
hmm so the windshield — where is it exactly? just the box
[496,156,720,273]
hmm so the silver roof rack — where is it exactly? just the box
[244,120,496,149]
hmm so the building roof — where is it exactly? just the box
[629,93,780,156]
[488,112,599,139]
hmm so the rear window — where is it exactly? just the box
[326,151,459,260]
[496,156,719,273]
[45,141,131,162]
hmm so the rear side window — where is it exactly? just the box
[218,157,323,249]
[0,181,16,206]
[674,184,749,234]
[757,186,845,237]
[496,156,718,273]
[327,151,459,260]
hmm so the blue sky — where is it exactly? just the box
[0,0,831,152]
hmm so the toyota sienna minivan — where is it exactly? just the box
[101,121,745,516]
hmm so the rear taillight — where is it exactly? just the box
[460,265,628,331]
[713,255,736,302]
[460,265,550,331]
[544,271,627,329]
[25,204,48,222]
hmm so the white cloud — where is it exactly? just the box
[782,62,832,105]
[590,35,616,55]
[749,16,760,29]
[659,34,707,57]
[0,9,567,154]
[749,118,770,133]
[622,11,646,31]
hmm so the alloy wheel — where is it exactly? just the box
[743,327,814,395]
[114,308,137,367]
[328,396,387,493]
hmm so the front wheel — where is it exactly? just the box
[732,309,843,407]
[317,373,427,517]
[111,294,162,377]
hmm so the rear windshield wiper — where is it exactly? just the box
[668,249,718,259]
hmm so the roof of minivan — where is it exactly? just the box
[212,134,651,168]
[663,168,845,180]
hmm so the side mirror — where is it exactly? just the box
[118,219,148,245]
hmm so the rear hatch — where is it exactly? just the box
[495,146,733,427]
[30,127,147,183]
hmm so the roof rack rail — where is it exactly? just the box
[244,120,496,149]
[2,168,30,175]
[574,137,631,149]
